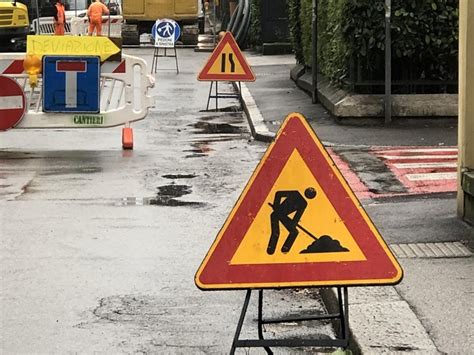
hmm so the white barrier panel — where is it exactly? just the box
[32,16,123,37]
[0,53,154,129]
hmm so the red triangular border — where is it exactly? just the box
[195,113,403,289]
[197,32,256,82]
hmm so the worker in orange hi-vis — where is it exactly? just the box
[87,0,110,36]
[52,0,65,35]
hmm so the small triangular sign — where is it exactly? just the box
[198,32,256,82]
[195,113,403,290]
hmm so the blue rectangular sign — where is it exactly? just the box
[43,56,100,113]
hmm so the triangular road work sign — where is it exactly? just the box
[195,113,403,290]
[198,32,255,82]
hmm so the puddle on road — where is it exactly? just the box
[192,121,243,135]
[199,105,241,113]
[199,112,243,122]
[117,184,204,207]
[162,174,198,179]
[40,166,102,176]
[0,151,38,160]
[182,141,216,158]
[150,184,203,207]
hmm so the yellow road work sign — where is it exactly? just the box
[195,113,403,290]
[198,32,255,82]
[26,35,121,62]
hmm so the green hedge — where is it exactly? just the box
[300,0,312,65]
[287,0,458,90]
[288,0,304,63]
[249,0,262,46]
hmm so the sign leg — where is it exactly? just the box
[237,81,242,108]
[258,290,273,355]
[336,287,350,348]
[230,290,252,355]
[215,81,219,111]
[151,47,159,74]
[206,81,214,111]
[174,46,179,74]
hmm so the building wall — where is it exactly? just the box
[458,0,474,223]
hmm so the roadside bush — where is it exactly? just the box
[249,0,262,46]
[300,0,312,66]
[346,0,458,90]
[287,0,458,92]
[287,0,304,64]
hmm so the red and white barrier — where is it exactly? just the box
[0,58,126,75]
[0,53,154,129]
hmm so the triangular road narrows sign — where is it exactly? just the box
[198,32,256,82]
[195,113,403,290]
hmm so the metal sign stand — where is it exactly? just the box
[205,81,242,111]
[230,287,350,355]
[151,45,179,74]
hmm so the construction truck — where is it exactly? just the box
[0,0,29,50]
[121,0,203,45]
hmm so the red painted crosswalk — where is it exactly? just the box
[372,147,458,194]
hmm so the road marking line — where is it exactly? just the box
[380,155,457,160]
[376,148,457,154]
[406,172,457,181]
[393,162,457,169]
[0,95,23,110]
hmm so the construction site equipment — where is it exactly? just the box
[121,0,202,45]
[0,0,29,50]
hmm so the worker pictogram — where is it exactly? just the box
[197,32,255,82]
[266,187,349,256]
[0,75,26,131]
[195,113,403,289]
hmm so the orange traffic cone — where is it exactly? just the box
[122,127,134,150]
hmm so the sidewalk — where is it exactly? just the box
[240,52,473,354]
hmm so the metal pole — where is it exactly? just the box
[311,0,318,103]
[35,0,41,34]
[213,0,217,47]
[107,0,111,37]
[384,0,392,124]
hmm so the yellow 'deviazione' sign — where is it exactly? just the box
[27,35,121,62]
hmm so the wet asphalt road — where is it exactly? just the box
[1,48,472,354]
[0,49,335,353]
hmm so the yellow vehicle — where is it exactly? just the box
[122,0,203,45]
[0,0,29,50]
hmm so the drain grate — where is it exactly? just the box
[390,242,472,259]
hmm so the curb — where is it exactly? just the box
[321,286,440,354]
[233,82,275,143]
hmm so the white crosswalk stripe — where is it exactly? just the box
[393,162,457,169]
[406,172,457,181]
[373,147,458,193]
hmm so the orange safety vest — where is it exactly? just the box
[54,2,65,35]
[88,2,109,23]
[55,3,65,25]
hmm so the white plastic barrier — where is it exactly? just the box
[32,16,123,37]
[0,53,154,129]
[31,17,73,34]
